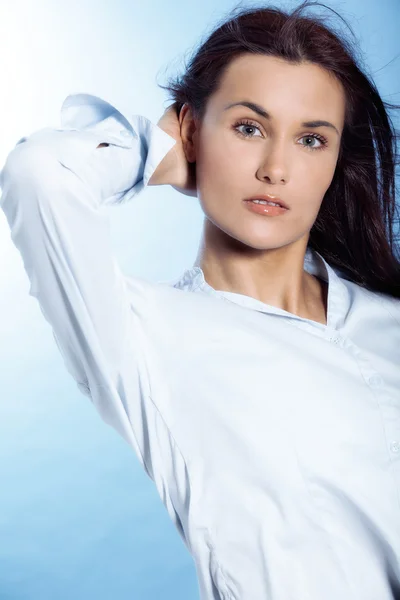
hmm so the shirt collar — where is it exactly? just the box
[170,246,352,331]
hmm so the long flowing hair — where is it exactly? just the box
[159,0,400,298]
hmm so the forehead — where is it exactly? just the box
[210,53,346,124]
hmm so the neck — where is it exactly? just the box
[193,219,328,324]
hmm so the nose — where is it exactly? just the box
[256,141,289,184]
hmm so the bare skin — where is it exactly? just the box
[146,54,346,324]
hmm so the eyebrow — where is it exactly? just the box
[223,101,340,136]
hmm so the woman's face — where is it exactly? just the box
[190,54,346,251]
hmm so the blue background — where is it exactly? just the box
[0,0,398,598]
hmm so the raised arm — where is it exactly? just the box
[0,94,176,444]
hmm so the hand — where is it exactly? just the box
[148,103,197,197]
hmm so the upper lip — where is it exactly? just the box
[244,195,289,209]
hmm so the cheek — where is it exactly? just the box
[196,133,247,188]
[292,154,338,201]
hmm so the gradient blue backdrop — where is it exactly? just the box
[0,0,398,598]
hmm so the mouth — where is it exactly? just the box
[244,195,289,210]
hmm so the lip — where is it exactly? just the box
[244,195,289,210]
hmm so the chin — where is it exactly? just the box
[218,225,292,252]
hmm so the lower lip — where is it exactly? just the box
[243,200,288,216]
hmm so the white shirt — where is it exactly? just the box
[1,93,400,600]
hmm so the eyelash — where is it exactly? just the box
[232,118,328,152]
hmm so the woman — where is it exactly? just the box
[1,1,400,598]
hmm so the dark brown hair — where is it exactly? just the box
[159,0,400,299]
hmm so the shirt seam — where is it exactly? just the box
[363,290,400,326]
[204,532,237,599]
[145,392,196,554]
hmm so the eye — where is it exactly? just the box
[232,119,263,138]
[299,133,328,152]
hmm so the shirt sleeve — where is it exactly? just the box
[0,94,176,454]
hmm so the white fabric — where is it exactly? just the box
[1,93,400,600]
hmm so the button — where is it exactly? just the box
[390,441,400,454]
[119,129,131,138]
[368,375,382,387]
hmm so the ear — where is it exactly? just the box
[179,103,198,164]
